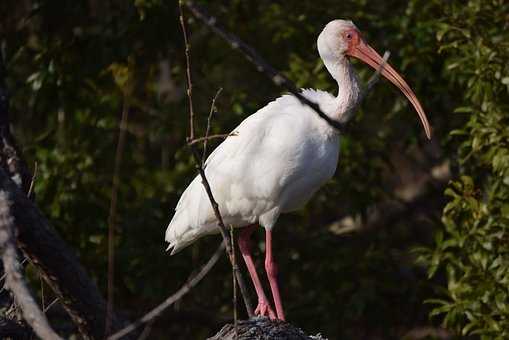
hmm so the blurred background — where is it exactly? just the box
[0,0,508,338]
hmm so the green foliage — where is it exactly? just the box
[419,0,509,337]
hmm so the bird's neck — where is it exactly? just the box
[324,57,361,122]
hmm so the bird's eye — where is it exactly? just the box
[346,33,353,40]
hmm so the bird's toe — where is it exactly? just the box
[254,300,277,320]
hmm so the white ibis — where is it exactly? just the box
[165,20,431,321]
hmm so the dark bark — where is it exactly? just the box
[208,317,327,340]
[0,191,63,339]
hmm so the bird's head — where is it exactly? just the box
[318,20,431,139]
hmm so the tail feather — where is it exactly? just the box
[165,176,215,254]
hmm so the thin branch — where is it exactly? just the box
[179,0,195,141]
[43,298,59,313]
[365,51,390,92]
[179,4,254,317]
[230,226,238,338]
[106,96,130,336]
[0,191,62,340]
[0,256,28,285]
[107,242,225,340]
[202,88,223,164]
[27,161,37,198]
[188,133,236,147]
[185,1,390,131]
[40,274,45,312]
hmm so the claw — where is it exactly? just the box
[254,300,276,320]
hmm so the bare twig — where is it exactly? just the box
[0,191,62,340]
[40,274,45,312]
[106,97,130,336]
[365,51,390,92]
[188,133,236,147]
[43,298,59,313]
[202,88,223,164]
[179,0,195,141]
[230,226,238,338]
[0,256,28,285]
[27,161,37,198]
[179,3,254,317]
[185,1,390,130]
[107,242,225,340]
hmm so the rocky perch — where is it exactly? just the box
[208,317,327,340]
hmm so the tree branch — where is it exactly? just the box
[202,88,223,164]
[0,191,62,340]
[187,133,236,147]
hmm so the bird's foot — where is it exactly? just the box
[254,299,277,320]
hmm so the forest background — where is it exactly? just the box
[0,0,508,339]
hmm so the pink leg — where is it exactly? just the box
[238,224,276,319]
[265,229,285,320]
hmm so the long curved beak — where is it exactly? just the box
[348,39,432,139]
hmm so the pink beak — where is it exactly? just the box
[348,39,432,139]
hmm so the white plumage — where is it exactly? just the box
[166,89,344,254]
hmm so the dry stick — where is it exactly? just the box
[179,3,254,317]
[0,256,28,288]
[43,298,59,313]
[40,275,45,313]
[107,242,225,340]
[106,97,130,336]
[0,191,63,340]
[180,0,195,140]
[188,133,236,147]
[27,161,37,198]
[230,226,238,338]
[185,1,390,129]
[202,88,223,164]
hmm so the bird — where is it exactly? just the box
[165,19,431,321]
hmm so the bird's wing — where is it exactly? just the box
[166,92,336,253]
[166,96,306,250]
